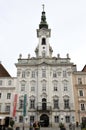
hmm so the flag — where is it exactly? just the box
[23,94,27,117]
[12,94,18,117]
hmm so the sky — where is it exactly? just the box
[0,0,86,77]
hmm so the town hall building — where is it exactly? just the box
[0,6,86,128]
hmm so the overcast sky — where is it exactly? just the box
[0,0,86,76]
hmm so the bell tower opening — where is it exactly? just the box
[42,38,46,45]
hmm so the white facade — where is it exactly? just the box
[14,9,76,127]
[0,9,77,127]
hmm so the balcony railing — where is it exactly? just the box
[37,106,51,111]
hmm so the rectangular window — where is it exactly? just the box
[30,116,34,123]
[0,80,2,85]
[19,116,23,123]
[31,86,35,91]
[64,99,69,109]
[42,83,46,91]
[19,99,24,109]
[8,80,12,85]
[42,86,46,91]
[0,104,1,112]
[5,104,10,113]
[81,104,85,111]
[63,71,67,77]
[79,90,83,96]
[21,86,25,91]
[65,116,70,123]
[64,81,68,91]
[32,71,35,78]
[7,93,11,99]
[0,93,1,98]
[21,83,25,91]
[30,100,35,109]
[42,69,46,78]
[54,83,58,91]
[54,116,59,123]
[54,86,58,91]
[22,71,25,78]
[53,71,57,78]
[64,86,67,91]
[54,99,59,109]
[78,78,82,84]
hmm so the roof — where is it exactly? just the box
[0,63,11,77]
[82,65,86,72]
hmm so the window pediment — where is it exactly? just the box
[53,95,59,99]
[63,95,69,99]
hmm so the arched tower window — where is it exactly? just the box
[42,38,46,45]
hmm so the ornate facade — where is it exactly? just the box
[0,7,86,127]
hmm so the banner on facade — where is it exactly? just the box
[12,94,18,117]
[23,94,27,117]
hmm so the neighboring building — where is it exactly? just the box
[0,7,86,127]
[73,65,86,125]
[0,63,16,118]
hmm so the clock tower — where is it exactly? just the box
[35,5,53,58]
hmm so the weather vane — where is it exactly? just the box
[42,4,45,11]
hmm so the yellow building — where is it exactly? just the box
[73,65,86,124]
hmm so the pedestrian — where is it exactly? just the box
[72,124,75,130]
[69,123,72,130]
[30,122,33,130]
[33,121,40,130]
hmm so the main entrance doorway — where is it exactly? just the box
[40,114,49,127]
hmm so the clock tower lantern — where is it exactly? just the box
[35,5,53,58]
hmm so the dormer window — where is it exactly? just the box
[42,38,46,45]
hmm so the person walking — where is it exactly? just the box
[33,121,40,130]
[30,122,33,130]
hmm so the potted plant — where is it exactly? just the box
[59,123,65,130]
[9,119,15,127]
[7,125,13,130]
[8,119,15,130]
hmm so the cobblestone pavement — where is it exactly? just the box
[14,126,81,130]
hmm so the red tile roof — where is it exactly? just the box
[0,63,11,77]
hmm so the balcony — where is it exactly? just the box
[64,106,70,109]
[37,106,51,112]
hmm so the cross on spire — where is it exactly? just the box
[39,4,48,29]
[42,4,45,12]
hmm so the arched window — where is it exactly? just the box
[42,38,46,45]
[42,98,47,110]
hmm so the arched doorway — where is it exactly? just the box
[40,114,49,127]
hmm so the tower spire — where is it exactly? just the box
[39,4,48,29]
[42,4,44,12]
